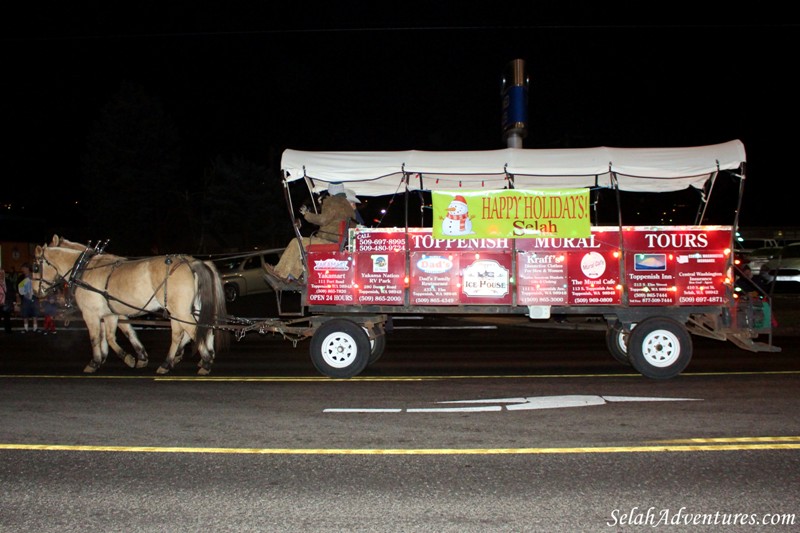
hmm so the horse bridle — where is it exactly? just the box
[33,250,71,299]
[35,243,101,306]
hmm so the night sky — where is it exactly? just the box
[4,5,798,238]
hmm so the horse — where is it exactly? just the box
[32,235,228,375]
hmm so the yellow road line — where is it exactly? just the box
[1,440,799,455]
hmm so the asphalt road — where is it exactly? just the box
[1,294,798,532]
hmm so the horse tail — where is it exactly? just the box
[192,259,230,354]
[205,260,230,354]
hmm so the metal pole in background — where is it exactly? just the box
[501,59,529,149]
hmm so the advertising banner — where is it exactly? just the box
[355,251,405,305]
[409,252,461,305]
[312,226,732,308]
[431,189,591,240]
[516,229,622,305]
[623,227,730,306]
[305,251,356,305]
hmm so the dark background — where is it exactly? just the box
[3,4,797,253]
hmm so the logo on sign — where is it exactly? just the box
[462,260,509,297]
[580,252,606,279]
[416,256,454,274]
[312,259,350,272]
[372,254,388,272]
[634,254,667,271]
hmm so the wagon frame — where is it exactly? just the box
[239,140,779,379]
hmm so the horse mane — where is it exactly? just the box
[51,235,126,262]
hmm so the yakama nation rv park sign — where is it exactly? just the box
[431,189,591,239]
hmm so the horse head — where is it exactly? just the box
[32,239,80,298]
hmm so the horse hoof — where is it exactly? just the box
[123,354,136,368]
[156,366,169,375]
[135,360,148,369]
[83,365,97,374]
[197,367,211,376]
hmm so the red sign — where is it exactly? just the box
[516,228,622,305]
[354,251,405,305]
[566,251,622,305]
[460,253,513,305]
[516,251,569,305]
[409,252,461,305]
[623,227,730,306]
[352,228,408,253]
[305,251,356,305]
[408,229,513,252]
[312,226,732,308]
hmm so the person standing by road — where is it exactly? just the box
[42,291,59,335]
[16,263,39,334]
[0,269,12,334]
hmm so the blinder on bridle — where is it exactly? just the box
[33,251,65,298]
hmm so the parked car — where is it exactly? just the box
[214,248,284,302]
[735,236,779,254]
[762,242,800,292]
[741,245,783,273]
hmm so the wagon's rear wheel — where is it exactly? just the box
[605,321,633,366]
[310,319,370,378]
[627,317,692,380]
[367,332,387,365]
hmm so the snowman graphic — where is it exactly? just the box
[440,195,475,236]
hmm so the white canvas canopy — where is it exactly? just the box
[281,140,745,197]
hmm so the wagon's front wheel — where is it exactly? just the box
[310,319,370,378]
[224,283,239,303]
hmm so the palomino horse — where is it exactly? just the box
[33,235,228,375]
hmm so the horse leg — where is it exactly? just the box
[83,321,108,374]
[196,329,216,376]
[156,328,191,375]
[173,342,185,368]
[102,316,136,369]
[117,321,149,369]
[174,332,191,368]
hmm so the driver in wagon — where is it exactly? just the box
[266,182,359,282]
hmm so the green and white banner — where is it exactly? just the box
[432,189,591,239]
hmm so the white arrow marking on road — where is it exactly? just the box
[323,395,701,413]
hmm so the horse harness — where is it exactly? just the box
[39,243,194,321]
[34,240,108,306]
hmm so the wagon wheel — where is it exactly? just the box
[310,319,370,378]
[627,317,692,380]
[367,332,387,365]
[224,283,239,303]
[605,321,633,366]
